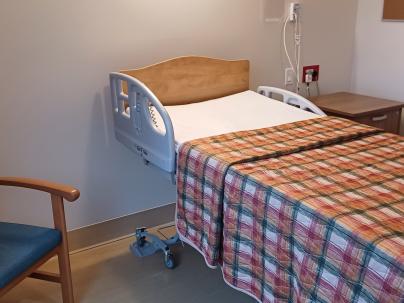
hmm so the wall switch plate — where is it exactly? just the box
[285,68,294,86]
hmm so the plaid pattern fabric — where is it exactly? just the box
[176,116,404,302]
[223,132,404,302]
[176,117,379,266]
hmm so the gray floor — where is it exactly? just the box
[1,231,256,303]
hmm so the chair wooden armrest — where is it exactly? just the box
[0,177,80,202]
[0,177,79,302]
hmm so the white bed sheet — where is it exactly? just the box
[161,90,319,146]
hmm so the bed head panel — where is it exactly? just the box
[120,56,250,106]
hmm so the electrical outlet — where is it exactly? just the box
[302,65,320,83]
[285,68,294,86]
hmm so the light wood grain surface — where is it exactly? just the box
[310,92,403,134]
[0,177,80,202]
[121,56,250,105]
[310,92,404,117]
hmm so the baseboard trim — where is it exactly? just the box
[67,203,176,251]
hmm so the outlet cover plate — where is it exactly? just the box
[285,68,294,85]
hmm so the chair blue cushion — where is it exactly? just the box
[0,222,61,288]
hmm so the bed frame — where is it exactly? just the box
[109,56,325,175]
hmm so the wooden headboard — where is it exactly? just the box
[121,56,250,106]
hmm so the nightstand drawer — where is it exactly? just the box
[352,110,400,134]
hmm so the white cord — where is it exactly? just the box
[283,17,296,77]
[295,13,301,93]
[283,8,301,93]
[282,12,302,94]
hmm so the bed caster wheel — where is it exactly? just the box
[137,236,146,247]
[164,252,175,269]
[135,227,147,247]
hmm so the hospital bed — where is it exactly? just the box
[109,56,325,177]
[109,57,403,302]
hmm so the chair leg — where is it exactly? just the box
[51,194,75,303]
[58,248,74,303]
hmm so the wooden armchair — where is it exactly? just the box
[0,177,80,303]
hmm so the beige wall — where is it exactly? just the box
[352,0,404,134]
[0,0,358,230]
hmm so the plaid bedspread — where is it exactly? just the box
[176,116,404,302]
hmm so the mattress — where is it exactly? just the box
[162,90,319,146]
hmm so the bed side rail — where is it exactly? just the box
[257,86,326,116]
[109,72,176,173]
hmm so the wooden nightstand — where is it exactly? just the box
[310,92,403,134]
